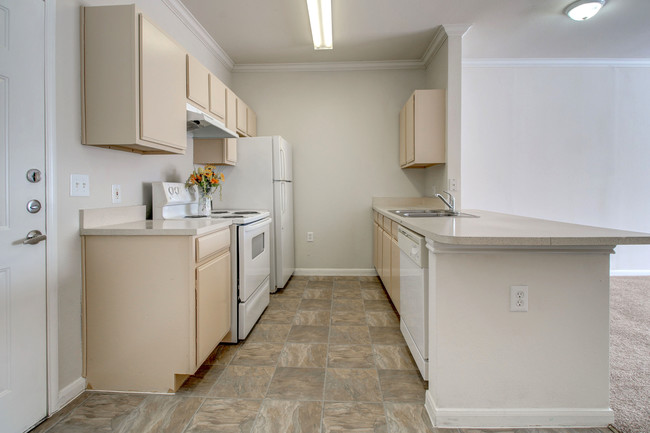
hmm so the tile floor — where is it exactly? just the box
[31,276,613,433]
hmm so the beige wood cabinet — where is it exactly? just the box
[247,106,258,137]
[209,73,227,122]
[237,98,248,136]
[399,89,446,168]
[81,5,186,154]
[372,211,400,313]
[82,227,231,393]
[193,138,237,166]
[186,54,210,112]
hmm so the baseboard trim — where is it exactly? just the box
[57,377,86,411]
[610,270,650,276]
[425,391,613,428]
[293,268,377,277]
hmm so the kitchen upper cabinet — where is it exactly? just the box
[186,54,210,111]
[209,73,227,122]
[235,97,258,137]
[193,138,237,166]
[248,107,258,137]
[400,89,446,168]
[81,5,186,154]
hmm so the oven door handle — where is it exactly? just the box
[241,217,272,234]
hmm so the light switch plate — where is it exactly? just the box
[112,184,122,204]
[70,174,90,196]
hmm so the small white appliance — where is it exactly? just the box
[152,181,271,341]
[217,136,294,292]
[398,225,429,380]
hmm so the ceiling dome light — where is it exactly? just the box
[564,0,606,21]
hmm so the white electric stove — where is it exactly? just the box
[152,182,271,341]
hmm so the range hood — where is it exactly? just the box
[186,103,238,139]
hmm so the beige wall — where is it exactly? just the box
[55,0,231,391]
[232,69,426,271]
[423,40,449,197]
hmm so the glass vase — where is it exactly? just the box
[198,192,212,216]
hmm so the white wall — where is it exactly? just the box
[232,69,426,271]
[55,0,231,392]
[461,63,650,272]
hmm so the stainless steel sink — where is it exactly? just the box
[389,209,477,218]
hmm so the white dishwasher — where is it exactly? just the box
[398,225,429,380]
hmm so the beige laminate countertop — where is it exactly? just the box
[80,218,232,236]
[373,202,650,247]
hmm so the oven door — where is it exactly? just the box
[238,218,272,302]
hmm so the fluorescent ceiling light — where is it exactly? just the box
[306,0,333,50]
[564,0,606,21]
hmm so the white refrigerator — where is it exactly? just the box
[217,136,295,291]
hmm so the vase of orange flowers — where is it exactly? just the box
[185,165,224,216]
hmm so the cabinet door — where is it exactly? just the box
[196,251,231,365]
[399,105,406,166]
[225,88,237,132]
[390,237,400,313]
[247,107,257,137]
[225,138,237,165]
[382,229,391,292]
[376,224,383,279]
[373,221,378,271]
[405,94,415,164]
[209,73,226,122]
[236,98,248,136]
[186,55,209,111]
[139,15,186,150]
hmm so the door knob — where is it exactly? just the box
[23,230,47,245]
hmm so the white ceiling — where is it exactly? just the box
[179,0,650,65]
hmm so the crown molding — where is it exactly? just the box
[161,0,234,71]
[463,58,650,68]
[421,26,448,67]
[233,60,426,73]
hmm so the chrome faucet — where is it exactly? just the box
[435,191,456,213]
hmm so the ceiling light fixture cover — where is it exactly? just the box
[306,0,333,49]
[564,0,606,21]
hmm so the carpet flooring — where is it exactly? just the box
[609,276,650,433]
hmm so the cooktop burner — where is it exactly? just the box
[211,210,229,214]
[233,211,258,215]
[184,215,206,219]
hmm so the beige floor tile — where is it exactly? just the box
[373,345,418,370]
[176,364,225,396]
[185,399,261,433]
[287,325,330,343]
[290,275,310,281]
[369,326,406,345]
[331,310,367,325]
[334,276,360,281]
[29,392,92,433]
[359,276,381,283]
[307,280,334,289]
[246,324,292,343]
[204,343,242,366]
[309,276,335,281]
[322,402,387,433]
[284,279,308,289]
[231,342,284,366]
[332,299,365,312]
[250,400,322,433]
[329,325,371,344]
[333,279,362,289]
[276,287,305,298]
[378,370,426,402]
[328,345,375,368]
[359,280,384,290]
[117,395,203,433]
[268,297,301,312]
[294,310,331,326]
[364,299,394,312]
[279,343,328,368]
[303,288,333,299]
[362,288,389,300]
[267,367,326,400]
[366,311,399,327]
[332,287,363,299]
[209,365,275,399]
[385,402,437,433]
[324,368,382,402]
[258,309,296,324]
[299,299,332,311]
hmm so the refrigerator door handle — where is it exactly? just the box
[281,182,286,214]
[280,147,285,180]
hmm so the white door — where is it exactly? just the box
[0,1,48,432]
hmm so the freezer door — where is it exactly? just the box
[272,136,293,181]
[273,181,295,288]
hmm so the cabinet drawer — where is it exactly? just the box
[391,220,399,240]
[196,228,230,262]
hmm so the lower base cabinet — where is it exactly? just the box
[372,211,400,314]
[82,228,230,393]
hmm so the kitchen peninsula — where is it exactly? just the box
[372,197,650,429]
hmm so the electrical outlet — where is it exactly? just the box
[112,184,122,204]
[307,232,314,242]
[70,174,90,196]
[510,286,528,312]
[448,178,458,191]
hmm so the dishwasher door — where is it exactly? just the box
[398,226,429,379]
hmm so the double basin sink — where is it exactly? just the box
[389,209,477,218]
